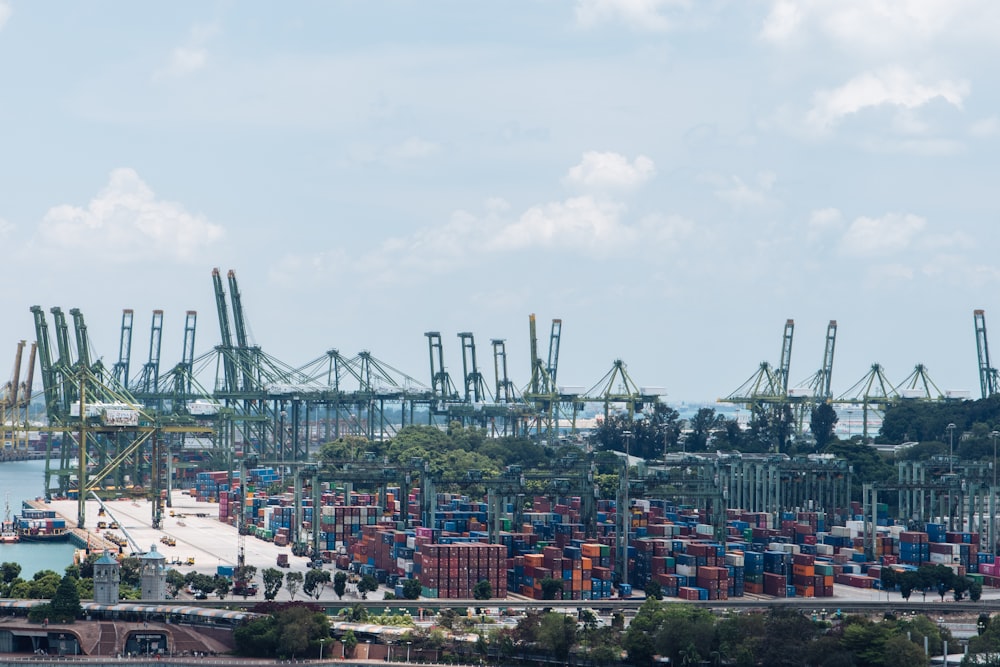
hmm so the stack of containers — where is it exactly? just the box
[899,531,929,565]
[415,542,506,598]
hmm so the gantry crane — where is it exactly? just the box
[975,309,999,399]
[111,310,134,390]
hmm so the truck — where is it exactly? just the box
[276,553,289,568]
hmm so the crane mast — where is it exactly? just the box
[975,309,998,399]
[777,319,794,396]
[819,320,837,400]
[112,309,134,389]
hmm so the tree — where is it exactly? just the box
[540,577,563,600]
[473,579,492,600]
[810,402,839,449]
[882,634,929,667]
[402,578,423,600]
[645,579,663,600]
[342,629,358,658]
[537,612,577,663]
[213,575,232,600]
[304,568,331,599]
[357,574,379,600]
[333,571,347,600]
[1,562,22,584]
[49,574,82,623]
[166,569,186,598]
[285,571,303,600]
[262,567,285,601]
[235,565,258,597]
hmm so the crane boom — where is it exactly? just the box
[820,320,837,399]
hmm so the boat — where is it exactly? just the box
[1,493,19,543]
[14,505,69,542]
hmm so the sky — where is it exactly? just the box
[2,1,1000,405]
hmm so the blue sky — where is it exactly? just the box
[2,1,1000,404]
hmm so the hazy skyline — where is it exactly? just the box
[2,2,999,403]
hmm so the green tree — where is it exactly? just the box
[645,579,663,600]
[333,571,347,600]
[882,634,929,667]
[473,579,492,600]
[285,571,303,600]
[1,562,22,583]
[262,567,285,601]
[540,577,563,600]
[49,574,82,623]
[402,578,422,600]
[357,574,378,599]
[342,629,358,658]
[304,568,331,599]
[810,402,839,449]
[213,575,231,600]
[166,569,185,598]
[537,612,577,662]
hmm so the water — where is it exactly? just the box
[0,458,78,579]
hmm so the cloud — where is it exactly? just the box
[806,67,969,132]
[35,168,224,262]
[491,196,630,254]
[713,172,777,209]
[970,116,1000,138]
[0,1,10,30]
[839,213,926,258]
[155,23,217,79]
[0,216,13,238]
[390,137,441,160]
[574,0,686,32]
[759,1,994,55]
[759,0,802,44]
[564,151,655,191]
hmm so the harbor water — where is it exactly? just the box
[0,458,77,579]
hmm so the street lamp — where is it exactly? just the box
[946,423,956,472]
[621,430,632,591]
[947,423,956,530]
[387,640,392,662]
[406,641,412,663]
[992,431,999,552]
[319,638,326,661]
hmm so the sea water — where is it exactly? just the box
[0,458,77,579]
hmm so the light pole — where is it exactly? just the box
[406,641,411,663]
[387,640,392,662]
[319,638,326,661]
[992,430,999,552]
[947,423,956,473]
[622,430,632,591]
[946,423,956,530]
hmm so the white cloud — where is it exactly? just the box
[714,172,777,209]
[970,117,1000,138]
[35,168,224,262]
[806,67,969,132]
[0,1,10,30]
[759,0,802,44]
[760,1,993,55]
[155,23,217,79]
[0,216,13,238]
[839,213,926,258]
[391,137,441,160]
[574,0,687,32]
[491,196,630,254]
[564,151,655,191]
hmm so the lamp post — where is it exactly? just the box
[992,430,999,553]
[622,430,632,591]
[406,641,411,663]
[319,638,326,661]
[946,423,956,531]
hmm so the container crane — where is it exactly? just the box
[111,310,134,390]
[975,309,999,399]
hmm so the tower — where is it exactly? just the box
[139,544,167,600]
[92,550,120,605]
